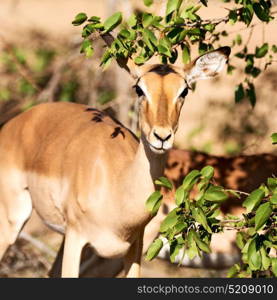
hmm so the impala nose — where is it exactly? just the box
[153,130,172,142]
[149,126,174,153]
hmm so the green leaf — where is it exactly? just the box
[146,191,163,216]
[146,29,158,45]
[84,45,94,58]
[158,38,172,57]
[152,16,163,29]
[250,67,261,78]
[229,10,238,25]
[157,45,171,57]
[260,246,271,270]
[197,178,209,193]
[173,221,188,235]
[236,34,242,45]
[169,238,184,262]
[236,232,245,250]
[227,264,240,278]
[255,43,269,58]
[187,28,201,36]
[82,24,95,38]
[255,202,272,231]
[270,193,277,205]
[187,230,199,260]
[253,3,270,22]
[100,49,112,68]
[127,14,137,28]
[267,177,277,191]
[248,237,262,271]
[198,42,210,55]
[103,12,122,32]
[242,239,251,254]
[88,16,101,23]
[72,12,88,26]
[191,230,211,253]
[166,0,182,16]
[204,23,215,32]
[134,55,147,65]
[247,227,256,237]
[143,29,156,52]
[243,188,265,213]
[204,185,228,203]
[145,238,163,261]
[227,189,241,199]
[80,40,94,58]
[235,83,244,103]
[143,0,153,7]
[167,28,184,44]
[142,13,154,28]
[271,258,277,277]
[160,208,179,233]
[182,170,200,191]
[175,186,185,206]
[93,23,104,30]
[200,166,214,180]
[119,29,136,40]
[155,176,173,189]
[241,6,254,26]
[192,207,212,233]
[271,133,277,145]
[182,44,191,64]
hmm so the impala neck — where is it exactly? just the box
[123,133,167,201]
[139,133,168,181]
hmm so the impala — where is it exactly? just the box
[0,36,230,277]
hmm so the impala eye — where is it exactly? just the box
[180,87,188,98]
[133,85,145,97]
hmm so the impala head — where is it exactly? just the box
[128,47,230,154]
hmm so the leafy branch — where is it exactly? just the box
[73,0,276,106]
[145,163,277,278]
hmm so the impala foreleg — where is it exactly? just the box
[61,228,86,278]
[124,230,144,278]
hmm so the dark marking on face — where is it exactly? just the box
[149,64,176,76]
[111,127,125,139]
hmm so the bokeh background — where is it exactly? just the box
[0,0,276,277]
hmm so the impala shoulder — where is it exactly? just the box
[85,106,139,143]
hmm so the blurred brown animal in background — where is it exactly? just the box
[164,149,277,213]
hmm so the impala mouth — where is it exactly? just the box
[149,143,170,154]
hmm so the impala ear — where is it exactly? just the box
[186,46,231,86]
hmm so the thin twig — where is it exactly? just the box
[164,16,229,29]
[226,189,250,196]
[220,219,244,224]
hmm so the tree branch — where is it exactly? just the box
[89,31,134,75]
[166,16,229,29]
